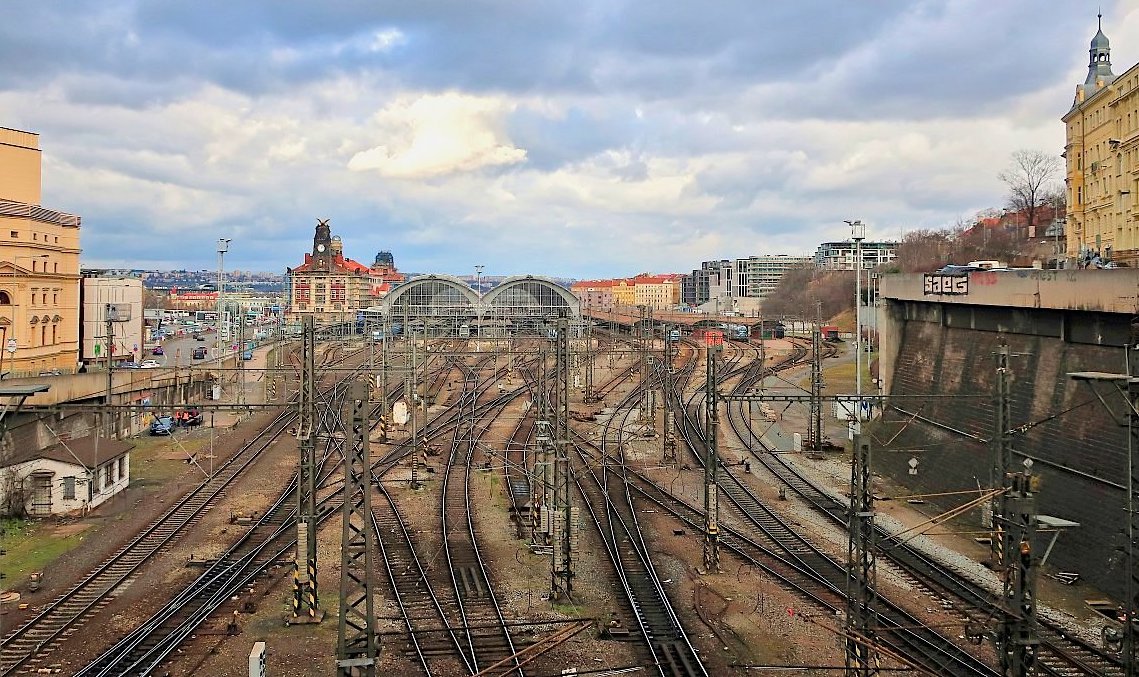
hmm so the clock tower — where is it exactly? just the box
[312,218,332,268]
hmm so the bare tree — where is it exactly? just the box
[999,149,1060,240]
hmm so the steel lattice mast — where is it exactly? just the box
[702,340,721,573]
[290,315,323,623]
[551,317,576,600]
[337,380,378,676]
[846,435,880,674]
[992,344,1040,676]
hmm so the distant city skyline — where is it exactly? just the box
[1,2,1132,276]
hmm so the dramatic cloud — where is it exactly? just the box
[348,93,527,178]
[0,0,1135,276]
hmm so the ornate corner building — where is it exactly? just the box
[0,127,82,376]
[1063,13,1139,265]
[285,220,405,325]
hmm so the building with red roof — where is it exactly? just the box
[286,220,406,325]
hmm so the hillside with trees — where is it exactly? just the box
[762,148,1066,321]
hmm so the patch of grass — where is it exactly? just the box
[128,435,210,485]
[0,519,87,583]
[550,602,585,615]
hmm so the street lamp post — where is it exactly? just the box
[216,238,231,390]
[846,220,866,414]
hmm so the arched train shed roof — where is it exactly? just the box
[378,274,480,317]
[482,275,580,318]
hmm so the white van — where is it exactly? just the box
[967,260,1007,270]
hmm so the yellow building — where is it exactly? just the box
[0,128,82,376]
[611,279,636,306]
[1062,16,1139,265]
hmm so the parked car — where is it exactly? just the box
[192,346,208,360]
[152,345,164,356]
[150,416,175,436]
[119,361,141,369]
[935,264,985,275]
[193,333,205,341]
[139,359,162,369]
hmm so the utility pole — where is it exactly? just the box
[551,318,575,600]
[290,316,322,624]
[337,380,378,676]
[846,435,880,674]
[702,339,721,573]
[808,301,823,450]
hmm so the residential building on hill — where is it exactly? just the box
[733,255,813,299]
[0,127,82,376]
[1062,14,1139,265]
[814,241,898,270]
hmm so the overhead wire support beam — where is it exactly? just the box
[337,380,378,675]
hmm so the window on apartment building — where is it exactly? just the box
[103,465,111,490]
[115,457,122,480]
[32,234,37,241]
[31,261,36,272]
[53,236,57,243]
[41,293,46,305]
[52,293,57,304]
[0,291,9,305]
[9,231,16,238]
[53,263,57,273]
[51,325,56,344]
[41,326,46,345]
[63,476,75,500]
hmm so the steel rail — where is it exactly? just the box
[727,347,1123,676]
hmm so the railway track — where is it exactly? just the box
[726,347,1122,676]
[75,380,360,676]
[0,408,298,675]
[663,340,997,675]
[567,348,707,677]
[437,367,524,675]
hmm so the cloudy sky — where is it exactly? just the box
[0,1,1132,277]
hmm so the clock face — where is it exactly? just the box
[317,244,326,253]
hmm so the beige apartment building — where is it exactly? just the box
[1063,17,1139,265]
[0,128,82,376]
[631,273,682,309]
